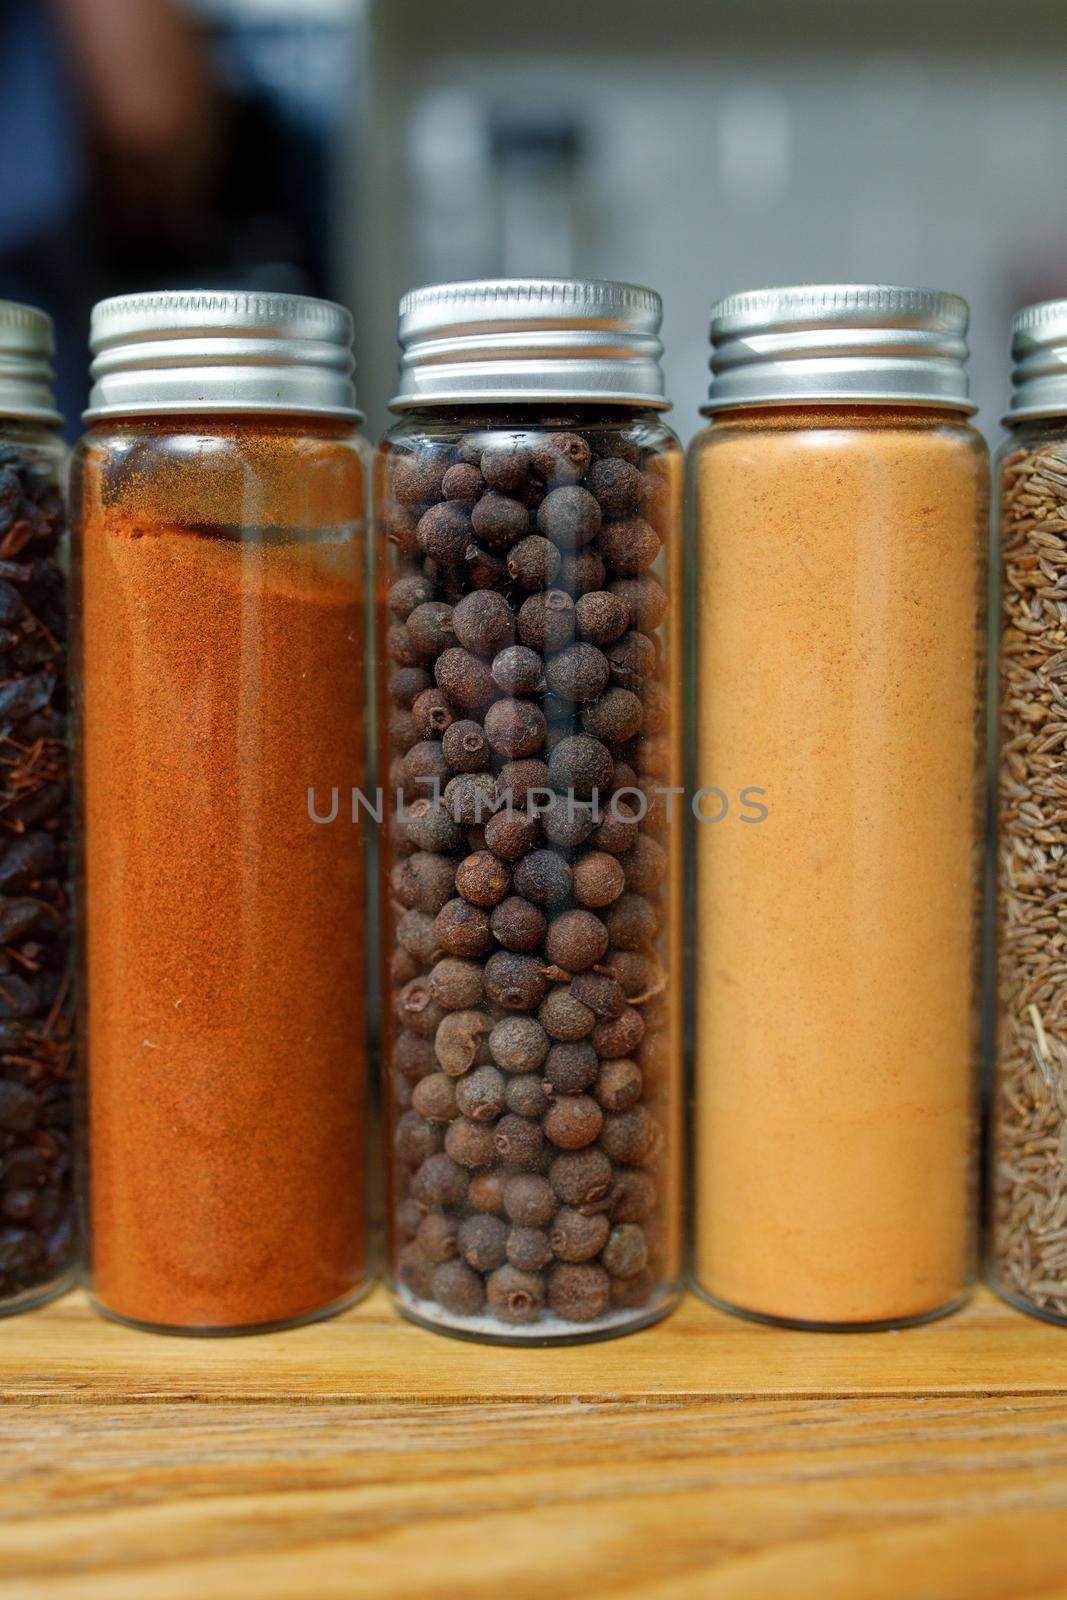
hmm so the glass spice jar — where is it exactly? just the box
[377,279,684,1342]
[73,292,369,1334]
[0,303,77,1316]
[690,285,988,1329]
[990,301,1067,1326]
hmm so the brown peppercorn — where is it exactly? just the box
[444,771,499,827]
[497,760,551,811]
[543,1095,603,1150]
[458,1214,508,1273]
[389,665,432,709]
[445,1116,498,1169]
[609,1169,657,1224]
[586,456,642,516]
[545,643,610,703]
[513,849,573,907]
[471,490,530,548]
[455,850,512,908]
[599,516,660,576]
[599,1105,654,1164]
[395,977,445,1039]
[484,698,547,759]
[589,801,641,856]
[406,600,456,656]
[416,1212,460,1264]
[549,1207,610,1263]
[389,571,435,619]
[411,687,455,740]
[594,1057,643,1112]
[530,431,592,485]
[435,898,494,959]
[538,985,595,1042]
[417,501,472,563]
[538,484,602,549]
[592,1007,645,1058]
[411,1072,458,1123]
[484,951,549,1011]
[442,461,484,501]
[484,807,542,860]
[574,589,630,647]
[569,971,626,1019]
[455,1064,507,1122]
[550,1147,613,1209]
[609,574,667,632]
[396,1242,434,1300]
[494,1112,545,1170]
[441,719,489,774]
[431,1258,485,1317]
[601,1224,648,1280]
[604,892,658,951]
[507,534,562,590]
[491,644,545,696]
[606,630,657,691]
[393,450,448,506]
[491,895,547,953]
[411,1151,469,1209]
[507,1226,554,1271]
[486,1263,545,1324]
[434,647,495,711]
[394,1029,437,1081]
[539,793,596,849]
[403,740,450,793]
[429,957,484,1011]
[434,1008,492,1075]
[548,734,613,799]
[505,1074,550,1118]
[548,1262,611,1322]
[481,443,530,494]
[543,1040,599,1095]
[503,1173,556,1228]
[395,1110,443,1166]
[571,852,625,909]
[517,589,576,653]
[468,1170,506,1215]
[489,1014,550,1074]
[545,908,609,973]
[581,688,644,745]
[558,548,606,596]
[452,589,514,656]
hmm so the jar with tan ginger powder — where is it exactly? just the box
[690,286,988,1329]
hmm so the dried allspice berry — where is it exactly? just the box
[539,985,595,1042]
[517,589,576,653]
[445,1116,498,1169]
[471,491,530,548]
[432,1258,486,1316]
[412,1152,469,1209]
[491,644,545,696]
[548,1262,610,1322]
[434,1009,492,1075]
[458,1214,509,1273]
[406,600,455,656]
[489,1015,550,1074]
[503,1173,556,1228]
[412,1072,459,1123]
[599,1105,654,1164]
[544,643,610,703]
[601,1224,648,1280]
[434,647,495,711]
[487,1264,545,1324]
[417,1213,460,1264]
[543,1095,603,1150]
[435,898,494,958]
[530,432,591,484]
[574,589,630,646]
[507,534,561,590]
[545,909,609,973]
[572,852,625,908]
[592,1007,645,1058]
[547,734,613,799]
[484,808,541,860]
[595,1057,643,1112]
[490,895,547,953]
[538,485,602,549]
[444,771,499,826]
[442,718,490,773]
[549,1208,610,1263]
[494,1112,545,1170]
[497,760,550,810]
[598,517,660,575]
[484,951,548,1011]
[550,1147,613,1209]
[429,956,485,1010]
[543,1040,599,1095]
[586,457,642,515]
[513,849,573,907]
[455,1064,507,1122]
[581,688,643,745]
[484,698,547,759]
[481,444,530,493]
[507,1226,554,1272]
[505,1075,550,1118]
[411,687,455,740]
[455,850,512,908]
[417,501,472,563]
[442,462,484,501]
[452,589,514,655]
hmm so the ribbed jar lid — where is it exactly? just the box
[704,284,974,414]
[391,278,669,410]
[0,301,60,425]
[85,289,360,421]
[1005,300,1067,422]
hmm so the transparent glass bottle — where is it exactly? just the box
[73,292,369,1334]
[690,286,988,1330]
[377,280,684,1342]
[0,304,77,1316]
[990,301,1067,1326]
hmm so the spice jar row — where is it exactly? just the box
[0,277,1063,1343]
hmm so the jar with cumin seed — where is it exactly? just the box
[991,300,1067,1326]
[74,292,369,1334]
[0,303,76,1316]
[377,279,684,1343]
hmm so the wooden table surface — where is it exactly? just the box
[3,1284,1067,1598]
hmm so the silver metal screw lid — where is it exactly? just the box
[85,289,359,421]
[391,278,669,410]
[1005,300,1067,422]
[0,302,60,425]
[704,284,974,414]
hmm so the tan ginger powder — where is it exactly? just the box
[692,407,987,1326]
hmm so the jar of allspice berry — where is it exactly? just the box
[377,278,684,1343]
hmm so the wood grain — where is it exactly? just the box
[2,1287,1067,1597]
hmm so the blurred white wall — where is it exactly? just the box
[348,0,1067,441]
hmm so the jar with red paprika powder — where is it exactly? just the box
[73,291,369,1333]
[0,303,77,1317]
[376,279,684,1342]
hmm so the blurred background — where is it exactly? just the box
[8,0,1067,438]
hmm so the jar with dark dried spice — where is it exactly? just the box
[377,279,683,1342]
[0,303,76,1315]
